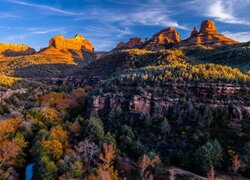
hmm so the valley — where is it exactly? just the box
[0,19,250,180]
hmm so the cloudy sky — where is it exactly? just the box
[0,0,249,51]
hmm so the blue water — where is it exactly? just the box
[25,163,34,180]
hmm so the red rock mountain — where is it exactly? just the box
[177,20,239,48]
[143,27,181,51]
[116,37,144,49]
[0,44,35,57]
[40,34,94,59]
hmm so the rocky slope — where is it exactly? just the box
[0,44,35,57]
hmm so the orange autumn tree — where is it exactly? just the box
[48,125,68,148]
[40,107,62,123]
[137,154,161,180]
[232,154,242,175]
[38,88,85,110]
[0,118,22,140]
[90,143,118,180]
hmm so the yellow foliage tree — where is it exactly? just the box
[42,140,63,161]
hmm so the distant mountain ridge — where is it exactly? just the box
[114,20,240,51]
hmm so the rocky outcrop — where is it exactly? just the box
[143,27,181,51]
[176,20,239,48]
[49,34,94,52]
[116,42,127,49]
[200,20,217,34]
[115,37,144,49]
[40,34,94,58]
[0,44,35,57]
[87,83,250,119]
[129,95,152,114]
[190,27,199,37]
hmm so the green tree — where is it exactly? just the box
[144,113,152,128]
[160,118,171,136]
[34,155,58,180]
[88,112,105,141]
[102,132,117,150]
[194,139,223,173]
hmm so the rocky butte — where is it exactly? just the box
[0,43,35,57]
[176,20,239,48]
[143,27,181,51]
[40,34,94,59]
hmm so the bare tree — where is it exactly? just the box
[0,140,20,169]
[75,139,99,172]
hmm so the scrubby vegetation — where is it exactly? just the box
[0,75,22,86]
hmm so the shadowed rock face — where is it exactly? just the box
[144,27,181,51]
[116,37,144,49]
[40,34,94,56]
[0,44,35,56]
[190,27,199,37]
[177,20,239,48]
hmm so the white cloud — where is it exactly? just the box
[223,31,250,42]
[188,0,250,25]
[5,34,26,41]
[75,0,188,30]
[6,0,82,16]
[29,28,67,35]
[0,12,20,19]
[206,0,250,25]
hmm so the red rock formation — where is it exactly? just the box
[40,34,94,58]
[115,37,144,49]
[116,42,127,49]
[190,27,199,37]
[126,37,143,48]
[144,27,181,51]
[200,20,217,34]
[177,20,239,48]
[0,44,35,57]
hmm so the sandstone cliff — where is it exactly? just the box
[176,20,239,48]
[143,27,181,51]
[0,44,35,57]
[40,34,94,59]
[88,83,250,120]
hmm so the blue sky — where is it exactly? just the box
[0,0,250,51]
